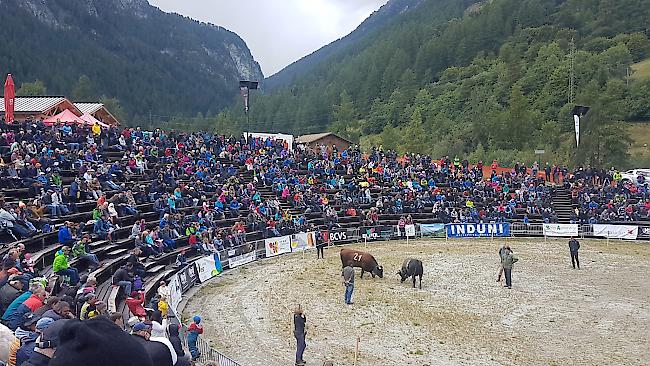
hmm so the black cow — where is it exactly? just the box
[340,248,383,278]
[397,258,423,289]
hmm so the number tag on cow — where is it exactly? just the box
[353,253,363,262]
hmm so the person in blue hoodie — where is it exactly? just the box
[57,221,75,246]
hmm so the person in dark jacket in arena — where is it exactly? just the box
[569,237,581,269]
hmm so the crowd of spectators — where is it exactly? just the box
[569,167,649,224]
[1,117,649,366]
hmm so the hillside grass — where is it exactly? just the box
[631,58,650,79]
[628,122,650,168]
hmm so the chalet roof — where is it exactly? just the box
[296,132,348,144]
[0,96,67,113]
[74,103,104,115]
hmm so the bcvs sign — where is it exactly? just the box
[328,231,347,242]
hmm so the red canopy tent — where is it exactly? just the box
[4,74,15,123]
[43,109,85,126]
[80,112,109,128]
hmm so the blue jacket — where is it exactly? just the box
[58,226,73,243]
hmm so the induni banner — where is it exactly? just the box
[265,235,292,257]
[446,223,510,238]
[592,224,638,240]
[543,223,579,237]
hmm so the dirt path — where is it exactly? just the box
[184,238,650,366]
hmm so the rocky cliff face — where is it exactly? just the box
[0,0,263,116]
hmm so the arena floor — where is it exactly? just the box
[184,238,650,366]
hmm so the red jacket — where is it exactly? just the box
[126,291,146,317]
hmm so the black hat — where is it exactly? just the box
[39,319,69,348]
[50,317,153,366]
[22,312,39,328]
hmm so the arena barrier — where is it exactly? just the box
[171,221,649,364]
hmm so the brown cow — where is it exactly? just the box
[340,248,383,278]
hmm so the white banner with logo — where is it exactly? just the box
[228,251,256,268]
[543,223,579,237]
[291,232,316,252]
[592,224,638,240]
[194,253,223,283]
[265,235,292,257]
[405,224,416,238]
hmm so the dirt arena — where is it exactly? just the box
[184,238,650,366]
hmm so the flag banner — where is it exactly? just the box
[405,224,416,237]
[543,223,579,237]
[168,276,182,314]
[240,86,249,113]
[592,224,638,240]
[177,264,199,293]
[446,223,510,238]
[420,224,446,237]
[194,253,224,283]
[228,251,256,268]
[291,232,316,252]
[265,235,292,257]
[573,114,580,147]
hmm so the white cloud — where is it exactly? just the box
[149,0,387,76]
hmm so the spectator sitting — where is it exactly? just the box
[57,221,76,246]
[93,214,115,242]
[53,246,79,285]
[72,234,100,270]
[112,263,134,299]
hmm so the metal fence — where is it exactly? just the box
[180,325,241,366]
[173,221,649,365]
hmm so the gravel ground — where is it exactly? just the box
[184,238,650,366]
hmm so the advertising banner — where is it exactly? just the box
[405,224,416,238]
[420,224,446,237]
[639,227,650,239]
[291,232,316,252]
[446,223,510,238]
[194,253,223,283]
[543,223,579,237]
[323,228,357,243]
[228,251,256,268]
[592,224,638,240]
[168,275,182,314]
[265,235,292,257]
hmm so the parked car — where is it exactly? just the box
[621,169,650,183]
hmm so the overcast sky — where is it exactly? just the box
[149,0,388,77]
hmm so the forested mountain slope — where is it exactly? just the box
[222,0,650,168]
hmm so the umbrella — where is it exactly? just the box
[4,74,15,123]
[80,112,109,128]
[43,109,85,126]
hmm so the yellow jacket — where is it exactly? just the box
[92,123,101,136]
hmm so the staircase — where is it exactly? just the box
[552,187,574,223]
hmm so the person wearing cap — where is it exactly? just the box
[7,312,40,366]
[187,315,203,361]
[501,246,519,289]
[15,317,54,366]
[21,319,69,366]
[72,235,100,270]
[79,293,99,320]
[51,317,154,366]
[52,246,79,285]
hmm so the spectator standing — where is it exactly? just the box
[316,231,326,259]
[342,265,355,305]
[187,315,204,361]
[502,246,518,289]
[569,237,581,269]
[294,304,307,366]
